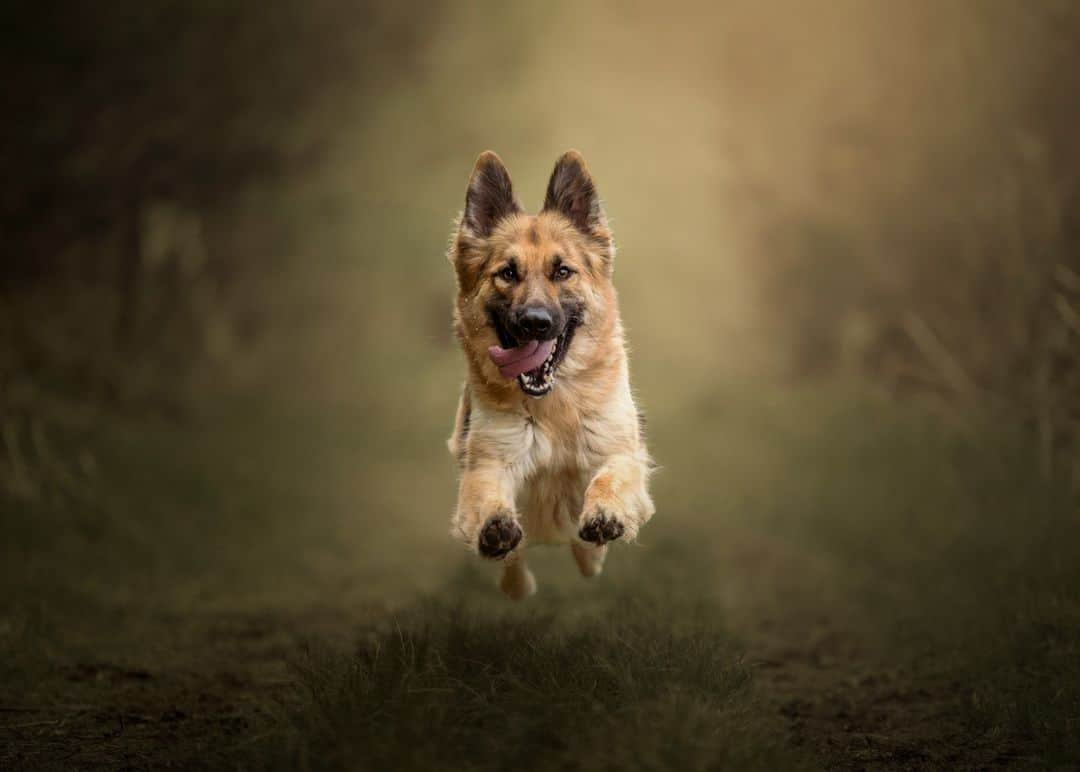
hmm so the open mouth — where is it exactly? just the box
[516,328,567,396]
[487,321,577,398]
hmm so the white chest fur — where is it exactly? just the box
[469,402,599,544]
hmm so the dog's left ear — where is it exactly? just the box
[542,151,612,254]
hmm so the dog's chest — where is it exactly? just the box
[516,413,594,543]
[519,405,598,478]
[473,394,609,480]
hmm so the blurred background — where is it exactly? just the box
[5,0,1079,469]
[2,1,1079,769]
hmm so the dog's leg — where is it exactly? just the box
[452,463,522,559]
[499,551,537,600]
[446,384,471,465]
[578,452,654,545]
[571,542,607,577]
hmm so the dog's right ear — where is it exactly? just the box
[460,151,522,239]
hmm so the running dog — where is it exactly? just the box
[447,150,655,599]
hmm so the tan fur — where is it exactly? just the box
[447,151,655,599]
[571,543,607,578]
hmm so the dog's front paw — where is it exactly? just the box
[578,508,626,546]
[478,512,523,559]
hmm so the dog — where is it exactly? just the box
[447,150,655,599]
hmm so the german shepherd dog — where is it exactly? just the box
[447,150,655,599]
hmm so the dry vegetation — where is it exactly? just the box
[739,2,1080,484]
[2,1,1079,769]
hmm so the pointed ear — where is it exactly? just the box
[462,151,522,238]
[542,150,609,241]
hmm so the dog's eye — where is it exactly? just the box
[554,265,574,281]
[498,265,518,282]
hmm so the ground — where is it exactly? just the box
[5,2,1078,768]
[2,382,1077,770]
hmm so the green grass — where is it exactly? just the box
[230,384,1080,769]
[257,594,804,771]
[3,382,1079,769]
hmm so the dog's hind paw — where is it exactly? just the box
[578,510,625,546]
[478,513,522,559]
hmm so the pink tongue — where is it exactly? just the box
[488,338,556,380]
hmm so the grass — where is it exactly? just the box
[4,1,1077,768]
[762,396,1080,763]
[232,383,1080,770]
[257,595,803,771]
[676,386,1080,766]
[3,381,1079,769]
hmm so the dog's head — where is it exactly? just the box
[450,151,618,398]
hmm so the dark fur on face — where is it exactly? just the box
[447,151,656,597]
[451,151,614,399]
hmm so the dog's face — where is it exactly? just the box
[450,151,618,398]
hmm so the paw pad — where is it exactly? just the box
[478,514,522,559]
[578,512,625,545]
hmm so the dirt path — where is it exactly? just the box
[1,608,350,770]
[0,560,1047,769]
[0,539,993,771]
[712,529,1020,771]
[753,625,969,769]
[4,392,1071,769]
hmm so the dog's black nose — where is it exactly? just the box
[517,306,554,339]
